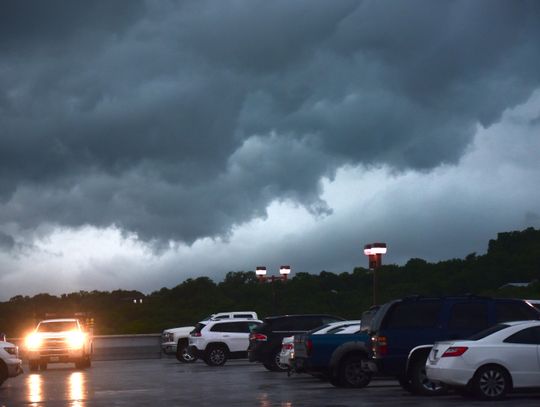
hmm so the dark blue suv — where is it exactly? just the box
[365,296,540,395]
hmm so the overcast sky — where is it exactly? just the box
[1,0,540,300]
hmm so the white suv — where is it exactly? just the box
[161,311,258,363]
[188,319,262,366]
[1,340,23,386]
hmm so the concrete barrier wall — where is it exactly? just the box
[92,334,162,360]
[8,334,164,361]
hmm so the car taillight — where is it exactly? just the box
[282,343,293,351]
[305,339,313,356]
[249,333,267,342]
[441,346,468,357]
[372,335,388,357]
[191,332,202,337]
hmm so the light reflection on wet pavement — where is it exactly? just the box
[1,359,540,406]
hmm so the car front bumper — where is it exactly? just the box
[161,341,177,355]
[27,348,84,363]
[6,358,24,377]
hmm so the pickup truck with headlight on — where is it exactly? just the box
[26,318,93,371]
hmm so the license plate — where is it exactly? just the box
[50,356,59,362]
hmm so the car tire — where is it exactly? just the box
[29,360,39,372]
[0,361,8,386]
[176,340,197,363]
[75,359,86,369]
[84,354,92,368]
[265,349,289,372]
[409,355,448,396]
[472,365,510,401]
[334,355,372,388]
[262,362,274,371]
[39,362,47,371]
[203,345,228,367]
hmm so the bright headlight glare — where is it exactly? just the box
[66,331,85,349]
[26,333,42,350]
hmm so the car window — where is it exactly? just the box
[496,302,539,323]
[504,326,540,345]
[211,322,244,333]
[321,316,344,325]
[37,321,78,332]
[246,322,261,332]
[233,314,255,319]
[468,324,509,340]
[448,302,489,331]
[382,301,442,329]
[191,322,206,334]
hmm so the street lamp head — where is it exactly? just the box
[364,242,387,256]
[279,265,291,275]
[255,266,267,276]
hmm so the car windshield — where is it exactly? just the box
[37,321,78,332]
[467,324,509,340]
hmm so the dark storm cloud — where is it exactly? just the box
[1,0,540,244]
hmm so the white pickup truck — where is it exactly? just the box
[161,311,258,363]
[25,318,93,371]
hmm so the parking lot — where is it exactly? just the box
[1,358,540,406]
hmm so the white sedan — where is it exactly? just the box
[426,320,540,400]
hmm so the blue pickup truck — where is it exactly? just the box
[292,308,378,388]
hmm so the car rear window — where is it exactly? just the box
[468,324,509,340]
[191,323,206,334]
[382,301,442,329]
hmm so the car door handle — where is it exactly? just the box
[223,335,230,337]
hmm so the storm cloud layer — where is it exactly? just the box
[1,1,540,297]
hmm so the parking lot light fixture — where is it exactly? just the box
[279,265,291,281]
[256,266,267,283]
[364,242,387,305]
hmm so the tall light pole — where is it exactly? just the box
[364,243,387,306]
[279,265,291,281]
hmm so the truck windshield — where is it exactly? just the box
[37,321,78,332]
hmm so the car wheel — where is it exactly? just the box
[84,354,92,368]
[39,362,47,371]
[472,365,510,400]
[75,359,86,369]
[409,355,448,396]
[335,355,372,388]
[267,349,289,372]
[29,360,39,372]
[0,362,8,386]
[398,375,413,392]
[262,362,274,371]
[203,345,228,366]
[176,340,197,363]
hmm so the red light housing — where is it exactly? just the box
[249,333,267,342]
[372,335,388,357]
[441,346,468,357]
[191,332,202,337]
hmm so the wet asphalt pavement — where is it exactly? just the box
[1,358,540,406]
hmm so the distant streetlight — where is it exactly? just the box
[255,266,292,283]
[364,242,387,306]
[279,265,291,281]
[256,266,267,283]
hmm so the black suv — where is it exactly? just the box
[365,296,540,395]
[248,314,344,371]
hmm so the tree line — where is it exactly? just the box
[1,227,539,337]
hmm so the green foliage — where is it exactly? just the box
[1,227,539,337]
